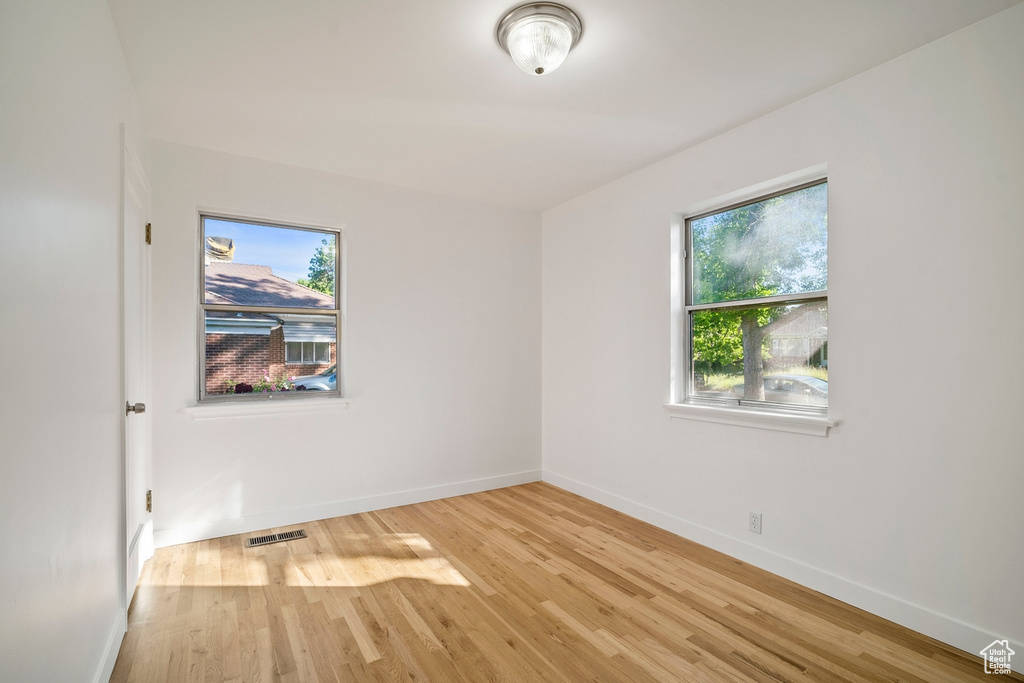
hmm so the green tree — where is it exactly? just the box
[691,184,827,399]
[691,307,775,378]
[297,237,336,297]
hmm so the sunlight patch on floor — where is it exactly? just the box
[287,533,471,588]
[148,532,472,588]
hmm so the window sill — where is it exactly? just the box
[663,402,836,436]
[185,395,349,420]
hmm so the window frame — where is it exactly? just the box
[666,170,835,436]
[197,212,343,403]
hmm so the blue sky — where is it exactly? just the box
[204,218,334,283]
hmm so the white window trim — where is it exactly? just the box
[185,395,350,419]
[667,164,837,437]
[662,402,836,436]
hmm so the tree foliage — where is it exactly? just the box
[297,237,336,297]
[692,308,772,376]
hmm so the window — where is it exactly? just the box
[683,179,827,413]
[199,215,341,400]
[286,341,331,364]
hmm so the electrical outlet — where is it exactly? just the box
[749,511,762,534]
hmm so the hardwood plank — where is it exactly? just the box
[540,600,619,656]
[111,483,1022,682]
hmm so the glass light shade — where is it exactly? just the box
[496,3,582,76]
[506,16,573,75]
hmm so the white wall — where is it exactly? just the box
[541,4,1024,665]
[0,1,146,682]
[150,142,541,545]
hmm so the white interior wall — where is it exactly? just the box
[0,1,147,682]
[541,4,1024,664]
[150,141,542,546]
[3,2,1021,679]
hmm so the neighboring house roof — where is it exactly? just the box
[205,262,333,309]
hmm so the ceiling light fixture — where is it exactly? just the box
[496,3,582,76]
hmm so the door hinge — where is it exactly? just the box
[145,222,152,245]
[146,489,152,513]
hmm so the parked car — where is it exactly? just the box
[290,364,337,391]
[731,374,827,406]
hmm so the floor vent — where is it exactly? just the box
[246,529,307,548]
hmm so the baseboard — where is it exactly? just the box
[154,470,542,548]
[542,470,1022,675]
[94,609,127,683]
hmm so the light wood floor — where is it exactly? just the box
[111,483,1017,682]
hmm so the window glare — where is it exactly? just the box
[691,182,827,305]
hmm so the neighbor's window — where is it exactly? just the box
[285,341,331,364]
[685,180,827,412]
[199,215,341,400]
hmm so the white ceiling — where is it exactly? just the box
[107,0,1021,212]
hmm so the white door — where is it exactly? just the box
[122,129,152,610]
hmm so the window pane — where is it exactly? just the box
[690,301,827,407]
[205,313,337,395]
[203,217,336,309]
[314,342,330,363]
[691,182,827,305]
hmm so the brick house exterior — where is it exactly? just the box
[205,332,269,394]
[204,261,336,395]
[205,327,337,394]
[267,326,335,385]
[766,304,827,370]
